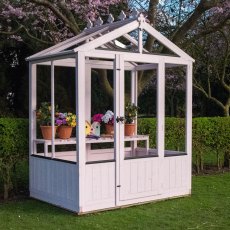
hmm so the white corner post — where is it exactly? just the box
[51,61,55,158]
[29,63,37,156]
[76,52,86,213]
[138,28,143,54]
[157,60,165,158]
[114,54,124,206]
[186,62,193,191]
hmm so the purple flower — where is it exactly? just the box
[55,119,62,126]
[62,118,67,125]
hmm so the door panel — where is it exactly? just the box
[119,158,160,201]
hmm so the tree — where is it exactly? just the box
[0,0,230,116]
[191,27,230,116]
[0,0,124,44]
[133,0,230,116]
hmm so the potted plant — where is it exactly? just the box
[124,102,138,136]
[56,112,76,139]
[101,110,114,135]
[37,102,58,140]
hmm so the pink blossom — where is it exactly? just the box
[92,114,104,123]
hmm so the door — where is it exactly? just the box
[115,57,160,203]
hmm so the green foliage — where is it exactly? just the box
[138,117,230,172]
[0,118,28,199]
[138,118,157,148]
[125,102,138,124]
[0,117,229,200]
[37,102,59,126]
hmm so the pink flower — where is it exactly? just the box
[92,113,104,123]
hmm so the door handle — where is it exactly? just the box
[116,116,124,123]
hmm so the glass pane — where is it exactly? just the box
[165,66,186,155]
[87,64,115,163]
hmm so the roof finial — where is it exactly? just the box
[107,14,114,23]
[118,11,126,21]
[86,18,93,29]
[95,17,103,26]
[138,13,146,24]
[131,8,139,18]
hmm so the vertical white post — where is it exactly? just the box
[51,61,55,158]
[85,62,91,122]
[186,62,193,191]
[76,52,86,213]
[29,63,37,156]
[85,61,91,160]
[157,60,165,158]
[29,62,37,196]
[131,70,138,105]
[138,29,143,54]
[131,70,138,152]
[114,54,124,206]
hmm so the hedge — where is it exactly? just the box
[0,118,29,199]
[0,117,229,199]
[138,117,230,172]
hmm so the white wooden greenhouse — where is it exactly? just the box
[27,10,194,214]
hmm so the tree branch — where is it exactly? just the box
[171,0,222,45]
[144,0,159,51]
[57,1,81,33]
[193,78,226,111]
[22,25,53,45]
[219,30,230,93]
[30,0,80,35]
[0,24,52,45]
[97,69,113,98]
[183,16,230,48]
[0,25,23,35]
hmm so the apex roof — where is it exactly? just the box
[27,9,194,62]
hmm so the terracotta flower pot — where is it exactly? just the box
[57,126,73,139]
[105,124,114,135]
[40,126,57,140]
[125,123,136,136]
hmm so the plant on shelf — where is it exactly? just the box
[124,102,138,136]
[37,102,58,140]
[101,110,114,135]
[92,113,104,124]
[56,112,76,139]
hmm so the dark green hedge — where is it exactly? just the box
[0,117,229,199]
[0,118,29,154]
[0,118,29,199]
[138,117,230,172]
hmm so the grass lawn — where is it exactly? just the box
[0,173,230,230]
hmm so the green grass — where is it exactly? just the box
[0,173,230,230]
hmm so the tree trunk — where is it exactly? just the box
[223,106,229,117]
[4,183,10,200]
[3,167,12,200]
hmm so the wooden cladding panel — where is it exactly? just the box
[30,157,78,212]
[120,158,160,200]
[162,156,189,192]
[84,163,115,211]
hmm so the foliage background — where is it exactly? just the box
[0,117,229,199]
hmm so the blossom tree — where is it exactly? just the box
[1,0,230,116]
[0,0,124,44]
